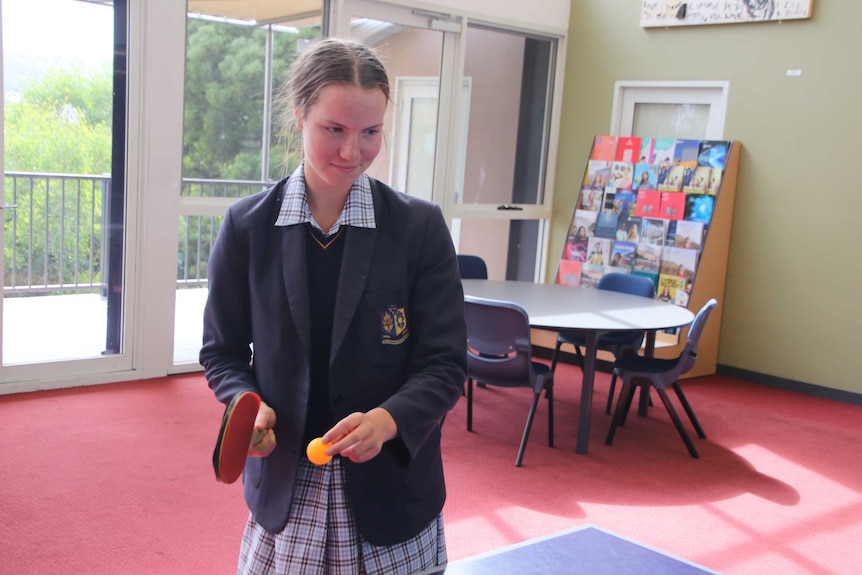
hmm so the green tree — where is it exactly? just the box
[3,22,320,290]
[178,21,317,282]
[182,20,315,181]
[5,64,112,174]
[4,65,112,291]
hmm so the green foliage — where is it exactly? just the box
[4,22,320,291]
[184,21,281,179]
[176,23,316,283]
[182,21,318,180]
[4,65,111,291]
[5,64,112,174]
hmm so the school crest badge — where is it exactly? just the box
[380,304,408,345]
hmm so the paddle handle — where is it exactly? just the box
[249,427,276,457]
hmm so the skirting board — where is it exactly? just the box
[716,364,862,407]
[534,346,862,407]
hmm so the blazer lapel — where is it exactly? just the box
[281,225,312,359]
[330,226,375,364]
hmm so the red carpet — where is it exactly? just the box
[1,367,860,574]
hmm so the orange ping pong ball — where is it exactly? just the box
[306,437,332,465]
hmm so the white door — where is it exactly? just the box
[335,0,457,202]
[1,0,135,387]
[391,77,470,204]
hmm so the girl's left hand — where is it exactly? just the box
[323,408,397,463]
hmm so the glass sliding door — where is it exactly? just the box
[174,2,324,366]
[333,4,561,283]
[1,0,132,384]
[336,0,453,200]
[450,24,558,281]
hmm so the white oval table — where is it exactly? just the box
[462,279,695,455]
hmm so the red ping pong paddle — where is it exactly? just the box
[213,390,261,484]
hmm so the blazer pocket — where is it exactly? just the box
[359,287,410,367]
[402,430,443,502]
[245,455,263,488]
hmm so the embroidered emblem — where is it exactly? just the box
[380,304,409,345]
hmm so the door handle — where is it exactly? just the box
[1,204,18,210]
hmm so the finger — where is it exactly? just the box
[248,428,276,458]
[344,441,381,464]
[327,430,359,456]
[322,414,362,446]
[250,428,264,446]
[255,401,277,429]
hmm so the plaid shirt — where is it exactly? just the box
[275,163,376,235]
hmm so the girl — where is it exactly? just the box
[201,37,467,575]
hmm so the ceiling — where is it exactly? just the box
[186,0,324,25]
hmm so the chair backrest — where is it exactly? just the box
[457,254,489,280]
[597,272,656,299]
[679,298,719,375]
[464,296,532,382]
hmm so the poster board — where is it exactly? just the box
[640,0,813,28]
[548,136,741,377]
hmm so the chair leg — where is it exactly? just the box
[655,387,700,458]
[672,382,706,438]
[618,378,640,427]
[515,391,542,467]
[546,385,554,448]
[605,382,636,446]
[605,372,618,415]
[466,378,474,432]
[550,340,563,372]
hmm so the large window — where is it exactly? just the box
[2,0,131,380]
[450,24,557,281]
[175,4,324,365]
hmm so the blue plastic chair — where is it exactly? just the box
[549,273,656,414]
[464,296,554,467]
[604,298,718,458]
[457,254,488,280]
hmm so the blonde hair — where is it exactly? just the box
[273,37,390,175]
[277,37,389,130]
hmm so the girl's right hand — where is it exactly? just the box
[248,400,277,458]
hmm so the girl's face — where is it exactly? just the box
[297,83,387,197]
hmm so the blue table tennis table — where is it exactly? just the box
[413,525,721,575]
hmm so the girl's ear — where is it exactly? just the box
[294,108,304,130]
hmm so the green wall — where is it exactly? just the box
[555,2,862,393]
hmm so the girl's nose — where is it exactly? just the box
[340,134,361,161]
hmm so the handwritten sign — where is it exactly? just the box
[641,0,813,28]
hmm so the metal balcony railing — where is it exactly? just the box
[3,172,270,296]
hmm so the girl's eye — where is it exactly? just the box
[327,127,343,134]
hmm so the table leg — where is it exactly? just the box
[637,330,658,417]
[576,332,600,455]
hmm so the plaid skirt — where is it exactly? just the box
[237,457,447,575]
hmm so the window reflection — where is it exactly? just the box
[460,26,555,207]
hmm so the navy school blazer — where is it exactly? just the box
[200,176,468,546]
